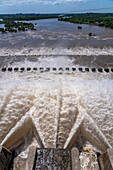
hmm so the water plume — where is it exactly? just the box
[0,74,113,154]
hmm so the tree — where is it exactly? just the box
[89,32,92,36]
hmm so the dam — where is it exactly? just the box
[0,61,113,169]
[0,16,113,169]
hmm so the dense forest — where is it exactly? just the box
[0,13,59,21]
[58,13,113,29]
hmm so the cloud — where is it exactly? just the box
[0,0,87,6]
[43,0,87,5]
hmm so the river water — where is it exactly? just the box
[0,19,113,67]
[0,18,113,169]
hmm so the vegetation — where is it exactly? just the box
[78,26,82,29]
[0,20,35,33]
[0,13,59,21]
[0,13,59,33]
[89,32,92,36]
[58,13,113,29]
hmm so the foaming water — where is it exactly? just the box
[0,65,113,151]
[1,47,113,56]
[7,56,75,68]
[0,57,113,170]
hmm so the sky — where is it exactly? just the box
[0,0,113,14]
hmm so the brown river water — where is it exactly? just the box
[0,18,113,67]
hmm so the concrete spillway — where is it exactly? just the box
[0,70,113,149]
[0,66,113,169]
[1,67,113,73]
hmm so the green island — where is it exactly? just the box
[0,13,59,33]
[0,21,36,33]
[58,13,113,29]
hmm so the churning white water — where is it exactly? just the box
[1,47,113,56]
[0,56,113,153]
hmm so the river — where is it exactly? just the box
[0,18,113,67]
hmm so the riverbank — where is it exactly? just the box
[0,13,59,21]
[58,13,113,30]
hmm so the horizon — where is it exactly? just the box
[1,12,113,15]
